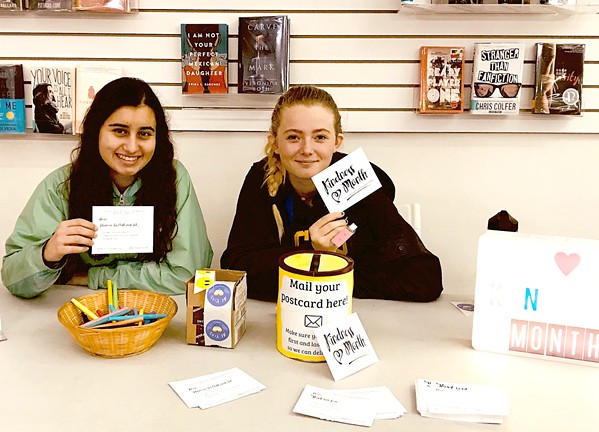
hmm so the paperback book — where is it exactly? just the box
[74,0,131,12]
[532,43,585,115]
[28,0,72,10]
[470,43,525,115]
[419,46,465,114]
[75,64,122,133]
[0,0,23,10]
[0,64,25,134]
[30,65,75,134]
[238,15,290,94]
[181,24,228,94]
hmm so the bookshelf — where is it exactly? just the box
[398,1,599,15]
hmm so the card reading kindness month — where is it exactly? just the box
[312,147,382,213]
[313,312,379,381]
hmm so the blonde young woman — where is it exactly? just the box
[221,85,442,302]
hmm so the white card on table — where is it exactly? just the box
[92,206,153,254]
[168,367,266,409]
[293,384,375,427]
[313,312,379,381]
[312,147,382,213]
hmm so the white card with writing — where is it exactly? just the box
[312,147,382,213]
[313,312,379,381]
[92,206,153,254]
[293,384,375,427]
[168,367,266,409]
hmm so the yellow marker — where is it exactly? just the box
[70,298,99,320]
[138,308,144,326]
[107,280,113,308]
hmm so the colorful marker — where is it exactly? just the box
[70,298,99,320]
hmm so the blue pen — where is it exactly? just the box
[107,313,167,321]
[80,307,132,328]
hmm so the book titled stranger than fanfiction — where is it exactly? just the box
[30,65,75,134]
[238,15,290,94]
[532,43,585,116]
[181,24,228,94]
[419,46,465,114]
[0,64,25,134]
[470,43,525,115]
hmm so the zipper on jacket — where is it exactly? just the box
[119,194,125,205]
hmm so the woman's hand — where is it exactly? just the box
[309,211,347,252]
[43,219,97,264]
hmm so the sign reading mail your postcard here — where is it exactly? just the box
[92,206,153,254]
[312,147,382,213]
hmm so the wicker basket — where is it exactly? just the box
[57,289,178,358]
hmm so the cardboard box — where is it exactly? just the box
[186,269,247,348]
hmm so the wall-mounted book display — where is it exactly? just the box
[1,0,137,12]
[532,43,585,116]
[238,15,290,95]
[398,0,599,15]
[419,46,465,114]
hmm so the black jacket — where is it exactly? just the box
[221,152,443,302]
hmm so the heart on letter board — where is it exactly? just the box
[554,252,580,276]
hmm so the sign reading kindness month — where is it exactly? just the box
[313,312,379,381]
[312,147,382,213]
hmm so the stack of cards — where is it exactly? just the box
[168,367,266,409]
[293,385,406,427]
[415,379,509,424]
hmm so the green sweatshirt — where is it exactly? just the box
[2,160,213,298]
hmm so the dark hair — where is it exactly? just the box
[32,83,51,107]
[68,77,178,262]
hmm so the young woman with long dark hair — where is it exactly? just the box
[3,77,212,298]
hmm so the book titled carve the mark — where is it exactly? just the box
[181,24,229,94]
[0,64,25,134]
[532,43,585,116]
[419,46,465,114]
[238,15,290,94]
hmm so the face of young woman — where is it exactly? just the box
[271,104,342,192]
[99,105,157,191]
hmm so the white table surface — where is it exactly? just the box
[1,284,597,432]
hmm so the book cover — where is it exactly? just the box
[0,64,25,134]
[532,43,585,115]
[238,15,290,94]
[181,24,228,94]
[419,46,465,114]
[470,43,525,115]
[75,64,122,133]
[74,0,130,13]
[28,0,73,10]
[30,65,75,134]
[0,0,23,10]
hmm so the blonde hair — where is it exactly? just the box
[263,85,342,197]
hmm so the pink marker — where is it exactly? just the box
[331,223,357,248]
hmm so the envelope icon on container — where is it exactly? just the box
[304,315,323,328]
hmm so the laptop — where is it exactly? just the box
[472,230,599,366]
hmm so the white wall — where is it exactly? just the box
[2,0,599,296]
[3,131,599,296]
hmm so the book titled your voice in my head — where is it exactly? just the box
[30,65,75,134]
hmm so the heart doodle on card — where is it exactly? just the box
[554,252,580,276]
[333,349,344,365]
[331,190,342,204]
